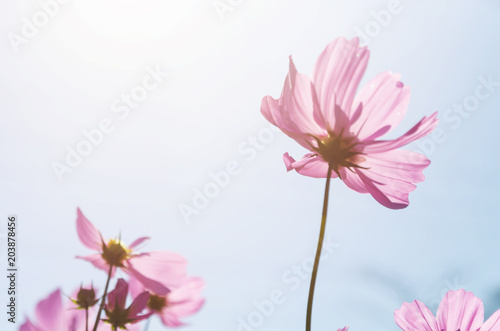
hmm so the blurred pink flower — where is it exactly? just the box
[19,288,129,331]
[129,276,205,327]
[261,37,438,209]
[76,208,187,295]
[20,289,71,331]
[103,279,152,329]
[395,289,500,331]
[338,327,349,331]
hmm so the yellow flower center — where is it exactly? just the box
[101,239,131,267]
[147,294,168,312]
[311,129,367,178]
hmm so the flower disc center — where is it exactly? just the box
[102,239,131,267]
[312,130,366,178]
[148,294,168,312]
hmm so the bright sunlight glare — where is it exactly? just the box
[73,0,199,41]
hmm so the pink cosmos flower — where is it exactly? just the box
[20,289,72,331]
[103,279,153,329]
[395,289,500,331]
[128,276,205,327]
[19,288,133,331]
[76,208,187,295]
[261,37,438,209]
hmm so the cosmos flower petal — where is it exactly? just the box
[169,297,206,318]
[341,149,430,207]
[280,56,324,135]
[261,96,316,150]
[363,149,431,184]
[19,318,40,331]
[173,287,205,324]
[339,168,368,194]
[160,313,185,327]
[396,290,500,331]
[363,112,439,154]
[66,308,85,331]
[76,208,103,251]
[76,254,114,275]
[167,278,206,317]
[350,71,410,141]
[356,169,415,209]
[436,289,484,331]
[261,95,279,127]
[394,300,439,331]
[168,277,205,303]
[283,152,296,171]
[337,327,349,331]
[127,276,145,299]
[128,292,150,317]
[124,264,169,296]
[126,251,187,295]
[312,37,370,120]
[107,279,128,311]
[261,58,325,149]
[34,289,65,330]
[286,153,339,179]
[129,237,150,249]
[131,311,154,324]
[106,288,118,311]
[480,309,500,331]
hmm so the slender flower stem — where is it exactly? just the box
[306,164,333,331]
[85,307,89,331]
[93,266,113,331]
[144,318,151,331]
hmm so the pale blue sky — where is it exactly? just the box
[1,0,499,330]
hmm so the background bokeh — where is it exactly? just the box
[1,0,499,330]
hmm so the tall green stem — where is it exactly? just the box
[306,164,333,331]
[93,265,113,331]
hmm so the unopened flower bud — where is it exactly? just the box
[73,286,98,309]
